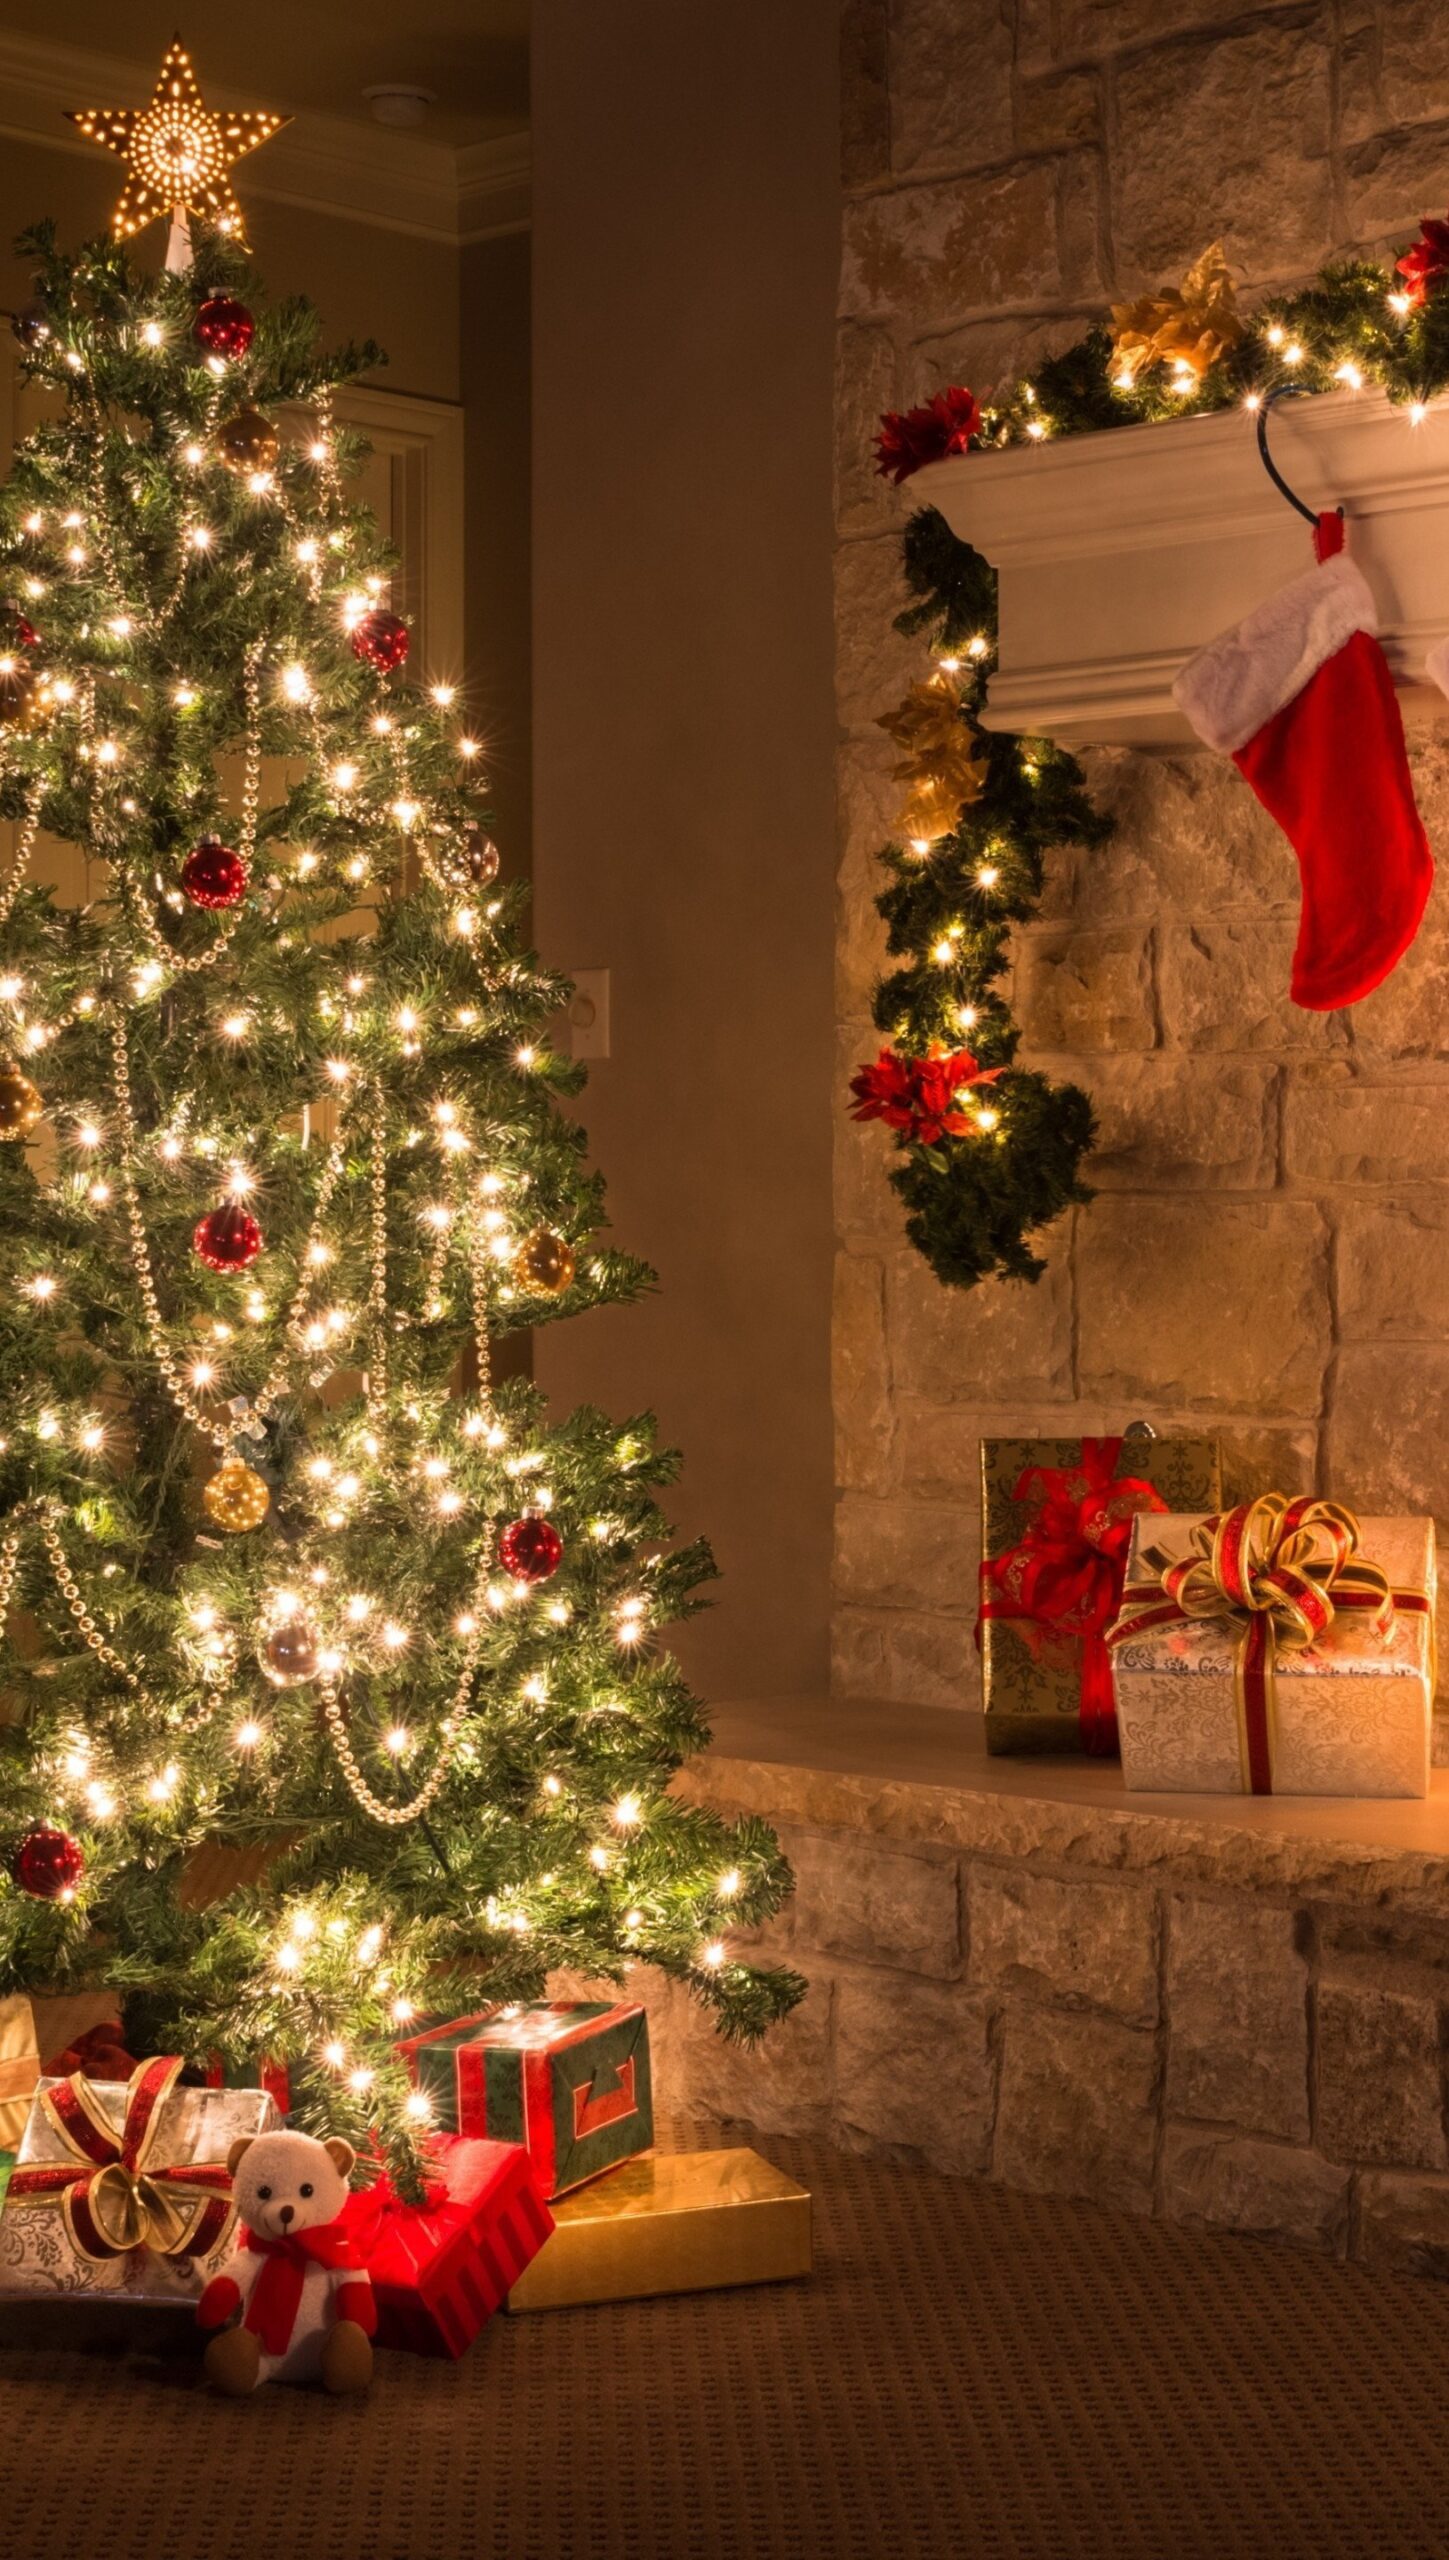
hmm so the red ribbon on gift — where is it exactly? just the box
[6,2054,235,2263]
[977,1437,1169,1753]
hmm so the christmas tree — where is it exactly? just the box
[0,163,801,2181]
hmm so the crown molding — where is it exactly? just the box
[0,28,528,245]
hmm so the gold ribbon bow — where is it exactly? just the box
[1109,1495,1415,1794]
[6,2054,235,2263]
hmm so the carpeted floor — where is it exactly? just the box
[4,2132,1449,2560]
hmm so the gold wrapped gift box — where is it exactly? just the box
[506,2147,811,2312]
[980,1432,1221,1753]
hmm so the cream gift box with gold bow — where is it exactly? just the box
[0,2056,280,2303]
[1107,1500,1435,1798]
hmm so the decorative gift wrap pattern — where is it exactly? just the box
[0,2057,280,2302]
[978,1432,1221,1755]
[1108,1500,1435,1797]
[400,2002,653,2199]
[344,2135,554,2358]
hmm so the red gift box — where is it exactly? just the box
[347,2136,553,2359]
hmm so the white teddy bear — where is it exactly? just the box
[196,2126,376,2394]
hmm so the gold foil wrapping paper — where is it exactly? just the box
[980,1435,1221,1753]
[506,2147,811,2312]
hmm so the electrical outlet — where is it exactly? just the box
[565,969,611,1060]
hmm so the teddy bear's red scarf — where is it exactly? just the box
[241,2219,368,2355]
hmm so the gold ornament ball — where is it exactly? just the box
[261,1616,319,1687]
[217,407,280,475]
[202,1455,270,1533]
[0,1060,43,1140]
[513,1226,576,1296]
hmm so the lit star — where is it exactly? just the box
[67,39,290,247]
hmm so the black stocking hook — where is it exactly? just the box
[1255,383,1343,533]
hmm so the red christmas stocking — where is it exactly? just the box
[1172,514,1432,1011]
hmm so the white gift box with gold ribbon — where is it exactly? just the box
[1108,1503,1435,1797]
[0,2060,279,2303]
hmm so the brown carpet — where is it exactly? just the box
[4,2133,1449,2560]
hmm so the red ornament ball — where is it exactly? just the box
[9,614,38,651]
[12,1825,84,1901]
[194,295,255,359]
[181,836,248,910]
[350,609,410,673]
[193,1200,264,1273]
[500,1515,564,1585]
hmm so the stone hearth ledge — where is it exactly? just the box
[676,1697,1449,1917]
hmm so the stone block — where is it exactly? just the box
[1014,67,1100,154]
[1325,1344,1449,1521]
[1215,1423,1319,1506]
[888,1238,1074,1402]
[1316,1976,1447,2169]
[666,1973,836,2140]
[877,1607,977,1713]
[1160,2126,1348,2253]
[969,1867,1158,2024]
[1337,1196,1449,1342]
[1345,120,1449,248]
[1156,918,1346,1054]
[834,1966,996,2174]
[995,2007,1157,2215]
[831,1606,889,1699]
[1013,925,1156,1054]
[835,324,900,537]
[1112,18,1333,285]
[835,537,919,733]
[905,311,1098,412]
[1166,1898,1309,2140]
[1347,859,1449,1064]
[837,734,896,1008]
[835,1489,976,1618]
[841,160,1062,330]
[1355,2170,1449,2279]
[1075,1055,1278,1191]
[1077,1198,1330,1413]
[840,0,891,189]
[787,1826,962,1977]
[1074,748,1295,921]
[834,1253,895,1495]
[887,0,1014,176]
[1055,0,1304,57]
[1284,1070,1449,1187]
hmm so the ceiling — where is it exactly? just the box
[0,0,529,147]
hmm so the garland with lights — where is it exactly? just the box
[0,205,803,2195]
[859,213,1449,1290]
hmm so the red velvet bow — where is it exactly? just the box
[977,1437,1168,1752]
[7,2055,234,2263]
[242,2217,370,2356]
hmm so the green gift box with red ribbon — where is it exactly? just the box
[977,1430,1221,1756]
[398,2002,653,2199]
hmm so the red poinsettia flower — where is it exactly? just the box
[1396,214,1449,308]
[873,386,983,485]
[849,1045,1003,1144]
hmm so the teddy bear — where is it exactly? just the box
[196,2126,376,2394]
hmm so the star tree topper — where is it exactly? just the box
[67,38,290,248]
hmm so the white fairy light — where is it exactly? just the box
[612,1793,642,1828]
[700,1939,727,1970]
[235,1719,263,1750]
[281,662,310,702]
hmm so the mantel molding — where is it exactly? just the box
[915,388,1449,745]
[0,28,529,246]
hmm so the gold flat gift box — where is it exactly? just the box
[505,2147,811,2311]
[1111,1513,1436,1797]
[981,1433,1221,1753]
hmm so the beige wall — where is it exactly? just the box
[834,0,1449,1713]
[530,1,841,1698]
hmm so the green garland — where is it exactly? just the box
[860,221,1449,1292]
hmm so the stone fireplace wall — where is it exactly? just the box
[834,0,1449,1714]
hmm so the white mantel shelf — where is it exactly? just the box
[913,388,1449,746]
